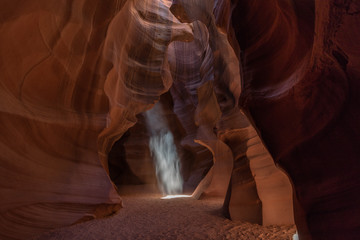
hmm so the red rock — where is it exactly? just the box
[2,0,358,239]
[231,0,360,239]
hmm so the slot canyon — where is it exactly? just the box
[0,0,359,239]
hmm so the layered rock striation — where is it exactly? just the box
[0,0,193,239]
[2,0,358,239]
[232,0,360,239]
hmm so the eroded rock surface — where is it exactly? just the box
[0,1,123,239]
[232,0,360,239]
[0,0,193,239]
[2,0,358,239]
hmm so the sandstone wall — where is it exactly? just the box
[231,0,360,239]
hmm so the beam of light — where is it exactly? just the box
[161,195,192,200]
[144,102,184,195]
[149,131,183,194]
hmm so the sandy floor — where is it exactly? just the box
[34,187,296,240]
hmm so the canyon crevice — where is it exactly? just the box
[0,0,359,239]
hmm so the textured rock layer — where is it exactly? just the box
[0,1,123,239]
[2,0,358,239]
[232,0,360,239]
[0,0,193,239]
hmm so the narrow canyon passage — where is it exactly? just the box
[1,1,359,239]
[34,186,296,240]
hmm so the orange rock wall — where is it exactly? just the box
[3,0,357,239]
[0,1,123,239]
[0,0,193,239]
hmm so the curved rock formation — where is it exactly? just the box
[167,0,294,226]
[0,0,193,239]
[2,0,358,239]
[232,0,360,239]
[97,0,193,169]
[0,0,294,238]
[0,1,123,239]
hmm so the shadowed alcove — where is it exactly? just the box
[108,92,214,193]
